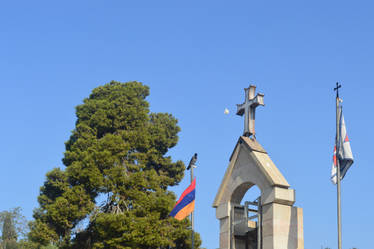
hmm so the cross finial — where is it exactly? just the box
[236,85,265,137]
[334,82,342,98]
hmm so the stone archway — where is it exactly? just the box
[230,182,262,249]
[231,182,256,205]
[237,184,261,207]
[213,136,304,249]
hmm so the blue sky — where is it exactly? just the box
[1,1,373,248]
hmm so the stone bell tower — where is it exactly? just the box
[213,85,304,249]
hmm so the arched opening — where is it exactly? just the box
[241,185,261,206]
[230,183,262,249]
[230,182,261,205]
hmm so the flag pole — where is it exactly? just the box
[190,165,195,249]
[187,153,197,249]
[334,82,342,249]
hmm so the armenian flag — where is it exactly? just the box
[169,178,196,220]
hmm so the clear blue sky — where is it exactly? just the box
[1,1,373,248]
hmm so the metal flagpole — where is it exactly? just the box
[190,166,194,249]
[187,153,197,249]
[334,82,342,249]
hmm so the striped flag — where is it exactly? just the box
[169,178,196,220]
[331,107,354,184]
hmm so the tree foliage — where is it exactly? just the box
[29,81,201,248]
[0,207,29,249]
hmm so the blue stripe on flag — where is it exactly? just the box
[169,190,195,217]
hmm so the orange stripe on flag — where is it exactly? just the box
[174,200,195,221]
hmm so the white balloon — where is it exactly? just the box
[224,108,229,114]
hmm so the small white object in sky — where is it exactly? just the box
[224,108,229,115]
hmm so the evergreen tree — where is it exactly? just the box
[2,213,17,240]
[30,81,202,249]
[1,212,18,249]
[0,208,28,249]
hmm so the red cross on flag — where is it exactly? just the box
[331,107,354,184]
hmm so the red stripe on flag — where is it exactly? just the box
[175,178,196,206]
[333,145,337,166]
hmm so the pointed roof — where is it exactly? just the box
[213,136,290,207]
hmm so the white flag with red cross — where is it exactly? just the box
[331,107,354,184]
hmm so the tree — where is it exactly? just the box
[0,207,28,249]
[2,213,18,249]
[30,81,202,248]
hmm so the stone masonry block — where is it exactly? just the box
[262,187,295,206]
[216,202,230,219]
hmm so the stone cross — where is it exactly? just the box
[236,85,264,137]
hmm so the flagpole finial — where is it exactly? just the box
[334,82,342,98]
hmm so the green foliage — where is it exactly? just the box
[0,208,27,240]
[18,240,58,249]
[0,208,28,249]
[2,240,18,249]
[30,81,201,248]
[2,213,17,242]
